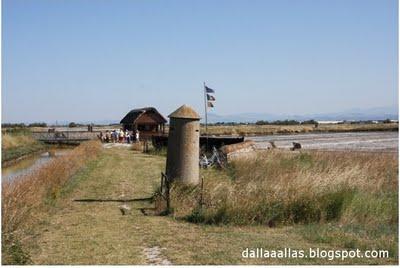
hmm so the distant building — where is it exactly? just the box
[120,107,167,136]
[317,120,344,124]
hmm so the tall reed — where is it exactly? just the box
[2,133,37,150]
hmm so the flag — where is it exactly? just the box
[207,94,216,101]
[207,102,214,108]
[205,86,215,93]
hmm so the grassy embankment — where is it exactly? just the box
[2,130,47,164]
[1,141,102,264]
[170,150,398,262]
[17,145,398,264]
[201,123,399,136]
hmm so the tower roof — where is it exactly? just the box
[168,105,201,119]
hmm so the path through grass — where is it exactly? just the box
[29,147,396,264]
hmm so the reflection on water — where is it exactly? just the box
[2,150,71,182]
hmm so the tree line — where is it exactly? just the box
[203,119,395,126]
[2,122,48,128]
[203,119,318,126]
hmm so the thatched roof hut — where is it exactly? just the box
[120,107,167,135]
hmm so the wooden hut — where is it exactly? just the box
[120,107,167,137]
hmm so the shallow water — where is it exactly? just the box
[2,149,72,182]
[248,131,398,152]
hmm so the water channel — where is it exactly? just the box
[2,149,72,182]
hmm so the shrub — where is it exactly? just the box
[1,123,26,128]
[28,122,47,127]
[1,235,31,264]
[301,119,318,125]
[270,120,300,125]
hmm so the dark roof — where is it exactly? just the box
[120,107,167,124]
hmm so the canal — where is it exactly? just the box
[2,149,72,182]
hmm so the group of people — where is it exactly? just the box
[99,129,140,143]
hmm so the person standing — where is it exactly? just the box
[130,131,134,143]
[105,130,110,143]
[135,130,140,142]
[112,130,117,143]
[125,130,130,143]
[116,129,120,142]
[119,128,124,143]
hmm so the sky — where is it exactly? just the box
[2,0,398,123]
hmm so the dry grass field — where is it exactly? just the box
[1,132,46,164]
[2,133,37,150]
[3,145,396,264]
[171,150,398,261]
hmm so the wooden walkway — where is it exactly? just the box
[31,131,99,144]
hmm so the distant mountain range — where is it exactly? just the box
[44,106,397,125]
[206,106,398,123]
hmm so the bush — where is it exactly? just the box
[301,119,318,125]
[1,123,26,128]
[270,120,300,125]
[68,122,77,128]
[255,120,269,125]
[28,122,47,127]
[2,235,31,264]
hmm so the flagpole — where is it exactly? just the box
[204,82,208,150]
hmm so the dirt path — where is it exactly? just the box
[30,147,391,264]
[32,148,164,264]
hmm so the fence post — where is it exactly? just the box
[161,172,171,214]
[142,140,149,153]
[160,172,164,194]
[165,173,170,214]
[200,176,204,209]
